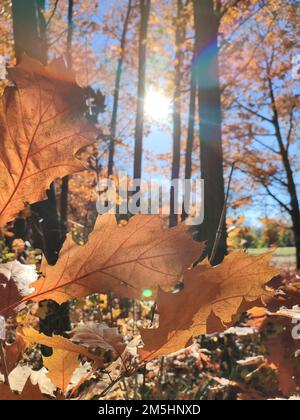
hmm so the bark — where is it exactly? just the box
[133,0,151,181]
[193,0,226,264]
[182,48,197,222]
[170,0,185,227]
[108,0,133,176]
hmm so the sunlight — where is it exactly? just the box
[144,88,171,122]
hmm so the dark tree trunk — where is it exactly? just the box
[268,78,300,269]
[170,0,185,227]
[12,0,45,63]
[60,0,74,236]
[12,0,70,353]
[108,0,132,176]
[12,0,62,265]
[291,213,300,269]
[182,48,197,222]
[133,0,151,181]
[193,0,226,264]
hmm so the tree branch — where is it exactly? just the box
[45,0,60,28]
[236,101,273,124]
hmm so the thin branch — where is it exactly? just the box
[45,0,60,28]
[236,101,273,124]
[261,182,292,214]
[252,137,279,155]
[0,341,9,385]
[286,105,295,152]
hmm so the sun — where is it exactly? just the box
[144,88,171,122]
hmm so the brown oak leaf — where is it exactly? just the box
[139,252,279,361]
[0,261,37,317]
[0,380,46,400]
[70,322,126,355]
[18,327,103,365]
[28,214,203,303]
[0,55,97,226]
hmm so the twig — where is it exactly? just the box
[209,163,235,266]
[158,356,165,399]
[0,341,9,385]
[150,302,157,326]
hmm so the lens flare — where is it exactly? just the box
[145,88,171,122]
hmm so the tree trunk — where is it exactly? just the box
[170,0,184,227]
[60,0,74,235]
[268,78,300,269]
[133,0,151,181]
[12,0,70,352]
[193,0,226,264]
[291,212,300,269]
[12,0,44,63]
[12,0,62,265]
[108,0,132,176]
[182,47,197,222]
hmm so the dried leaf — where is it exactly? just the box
[0,55,97,226]
[4,336,26,374]
[0,261,37,317]
[0,379,46,400]
[261,316,300,396]
[8,365,56,396]
[29,214,203,302]
[43,349,79,392]
[70,322,125,354]
[139,252,279,361]
[18,327,103,365]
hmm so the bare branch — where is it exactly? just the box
[45,0,60,28]
[236,101,273,124]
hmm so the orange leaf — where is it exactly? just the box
[43,349,79,393]
[28,214,203,302]
[18,327,103,365]
[139,252,279,361]
[0,55,97,226]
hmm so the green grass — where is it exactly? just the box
[248,247,296,269]
[248,247,296,256]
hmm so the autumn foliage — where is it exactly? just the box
[0,0,299,402]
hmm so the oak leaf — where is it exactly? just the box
[139,252,279,361]
[3,335,26,374]
[8,365,56,396]
[263,316,300,396]
[43,349,79,393]
[0,380,46,400]
[70,322,126,355]
[0,261,37,317]
[28,214,203,303]
[18,327,103,365]
[0,55,97,226]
